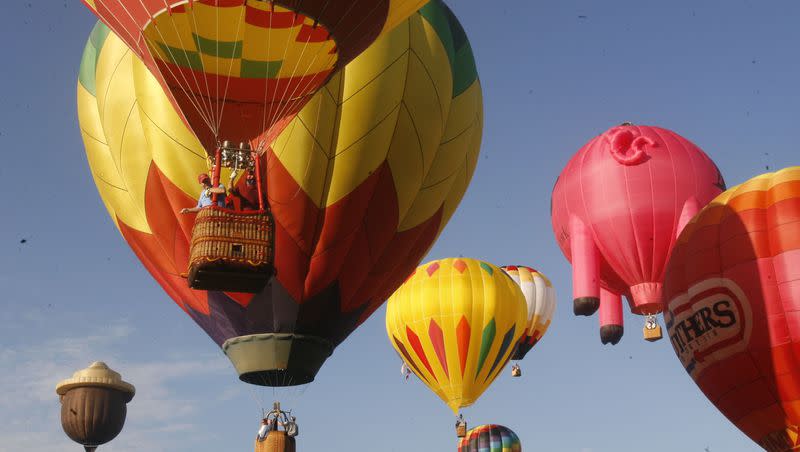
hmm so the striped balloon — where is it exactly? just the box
[386,258,527,413]
[501,266,556,360]
[664,166,800,451]
[458,424,522,452]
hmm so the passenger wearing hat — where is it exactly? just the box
[228,169,263,211]
[180,173,226,214]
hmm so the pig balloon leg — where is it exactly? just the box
[599,288,624,345]
[570,216,601,316]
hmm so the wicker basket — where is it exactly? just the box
[255,431,296,452]
[188,207,274,293]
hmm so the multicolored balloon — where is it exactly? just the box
[78,0,482,386]
[81,0,429,152]
[501,266,556,361]
[664,167,800,451]
[551,123,725,344]
[458,424,522,452]
[385,258,528,414]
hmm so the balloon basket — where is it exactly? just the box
[188,207,274,293]
[643,324,663,342]
[255,431,296,452]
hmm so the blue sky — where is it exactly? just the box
[1,1,798,451]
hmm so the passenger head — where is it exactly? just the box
[198,173,211,187]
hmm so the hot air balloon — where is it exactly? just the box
[458,424,521,452]
[56,362,135,452]
[663,166,800,452]
[78,0,483,387]
[82,0,430,153]
[500,266,556,369]
[551,123,725,344]
[385,258,528,415]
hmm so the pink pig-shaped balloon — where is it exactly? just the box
[551,123,725,344]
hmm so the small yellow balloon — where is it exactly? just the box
[386,258,528,413]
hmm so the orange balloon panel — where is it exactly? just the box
[663,167,800,451]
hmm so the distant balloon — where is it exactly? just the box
[56,362,135,452]
[501,266,556,361]
[551,123,725,344]
[386,258,527,413]
[458,424,522,452]
[78,0,482,387]
[664,167,800,452]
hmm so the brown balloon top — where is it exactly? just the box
[56,361,135,398]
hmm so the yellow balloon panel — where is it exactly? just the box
[386,258,527,413]
[438,115,482,227]
[79,48,151,234]
[131,57,215,200]
[269,117,333,207]
[382,0,432,34]
[398,80,482,231]
[273,10,461,210]
[408,17,454,125]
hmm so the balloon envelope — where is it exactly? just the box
[78,0,482,386]
[56,362,135,450]
[501,266,556,361]
[458,424,521,452]
[551,124,725,342]
[385,258,528,413]
[664,166,800,451]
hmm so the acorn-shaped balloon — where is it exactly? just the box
[56,362,135,452]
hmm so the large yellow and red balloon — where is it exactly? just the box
[385,258,527,413]
[81,0,430,152]
[664,167,800,451]
[78,0,482,386]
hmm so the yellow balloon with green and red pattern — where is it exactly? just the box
[385,258,528,413]
[81,0,431,153]
[77,0,482,386]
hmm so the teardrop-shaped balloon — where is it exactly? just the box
[386,258,528,413]
[78,0,482,386]
[501,266,556,360]
[664,167,800,451]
